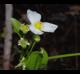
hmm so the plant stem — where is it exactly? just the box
[17,32,22,38]
[48,53,80,60]
[28,41,36,56]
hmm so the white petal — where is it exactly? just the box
[41,22,58,32]
[27,9,41,24]
[29,25,44,35]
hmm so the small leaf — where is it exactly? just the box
[11,18,21,33]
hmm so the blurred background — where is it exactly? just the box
[0,4,80,70]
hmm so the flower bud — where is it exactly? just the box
[20,24,29,34]
[18,38,30,48]
[33,35,40,42]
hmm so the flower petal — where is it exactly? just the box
[41,22,58,32]
[27,9,41,24]
[29,25,44,35]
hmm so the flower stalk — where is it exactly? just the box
[48,53,80,60]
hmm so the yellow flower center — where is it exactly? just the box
[34,22,42,30]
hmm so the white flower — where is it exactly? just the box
[27,9,58,35]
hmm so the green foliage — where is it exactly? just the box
[11,17,49,70]
[11,18,21,33]
[15,48,48,70]
[25,51,42,70]
[26,48,48,70]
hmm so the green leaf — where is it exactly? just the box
[16,49,48,70]
[11,18,21,33]
[25,51,43,70]
[40,48,48,68]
